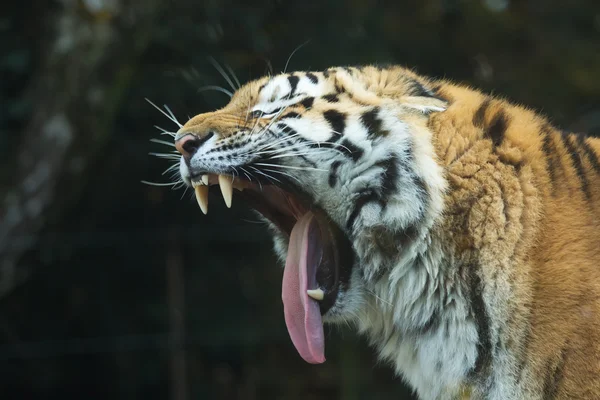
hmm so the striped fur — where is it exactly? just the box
[174,66,600,399]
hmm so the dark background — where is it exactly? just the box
[1,1,599,399]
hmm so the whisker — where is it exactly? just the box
[241,167,262,191]
[172,181,187,191]
[261,167,302,185]
[367,290,393,307]
[241,218,269,225]
[250,105,289,139]
[145,98,183,128]
[249,166,281,185]
[180,185,190,200]
[163,104,181,126]
[253,163,328,172]
[208,56,237,93]
[249,110,266,137]
[254,131,304,152]
[197,85,233,98]
[141,180,182,187]
[265,151,330,160]
[283,40,310,74]
[162,163,180,176]
[150,138,175,147]
[239,167,253,182]
[154,125,176,137]
[149,152,180,159]
[224,63,242,89]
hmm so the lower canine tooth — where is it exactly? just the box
[201,174,209,185]
[218,174,233,208]
[307,289,324,301]
[194,185,209,214]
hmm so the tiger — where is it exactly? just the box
[168,65,600,399]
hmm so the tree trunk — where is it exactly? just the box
[0,0,161,298]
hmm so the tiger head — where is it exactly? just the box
[174,66,448,364]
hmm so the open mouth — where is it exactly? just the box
[189,172,354,364]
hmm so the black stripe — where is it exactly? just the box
[407,78,434,98]
[379,156,398,200]
[282,111,300,119]
[542,346,568,399]
[287,75,300,97]
[258,82,268,93]
[561,132,592,199]
[469,266,492,377]
[322,70,330,78]
[346,190,379,231]
[541,124,559,193]
[577,133,600,174]
[515,315,533,385]
[277,123,297,136]
[328,160,341,187]
[419,309,441,335]
[397,224,420,250]
[487,110,510,148]
[340,139,364,162]
[360,108,389,139]
[323,94,339,103]
[305,72,318,84]
[412,176,428,208]
[323,109,346,135]
[272,123,318,168]
[473,98,491,128]
[300,97,314,109]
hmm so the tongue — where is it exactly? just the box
[282,211,325,364]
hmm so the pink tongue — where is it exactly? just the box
[282,211,325,364]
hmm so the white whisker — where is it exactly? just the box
[224,63,241,89]
[241,167,263,191]
[254,163,328,172]
[141,180,182,187]
[150,138,175,147]
[145,98,182,128]
[149,152,180,159]
[197,85,233,98]
[368,290,393,307]
[261,167,302,185]
[249,166,281,185]
[163,104,181,126]
[154,125,176,137]
[265,151,330,160]
[283,40,310,74]
[161,163,180,176]
[180,185,190,200]
[208,56,237,93]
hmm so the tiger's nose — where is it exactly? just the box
[175,134,202,158]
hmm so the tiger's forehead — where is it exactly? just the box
[228,71,332,110]
[257,72,329,102]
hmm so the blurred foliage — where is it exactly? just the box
[1,0,599,399]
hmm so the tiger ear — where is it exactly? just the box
[401,96,447,114]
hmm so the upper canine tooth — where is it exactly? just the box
[194,184,209,214]
[307,289,324,301]
[218,174,233,208]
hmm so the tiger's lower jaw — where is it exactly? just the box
[187,172,355,363]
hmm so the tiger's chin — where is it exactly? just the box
[182,170,357,364]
